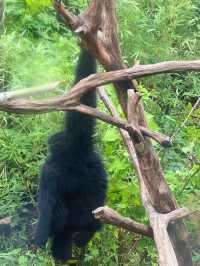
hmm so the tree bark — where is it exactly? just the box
[58,0,192,266]
[53,1,193,265]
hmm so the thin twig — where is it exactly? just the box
[0,81,62,101]
[177,166,200,196]
[170,97,200,142]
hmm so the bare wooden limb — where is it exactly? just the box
[127,90,143,143]
[76,104,145,141]
[0,97,75,113]
[0,81,62,101]
[165,208,194,223]
[93,206,153,238]
[0,85,171,147]
[98,86,144,160]
[139,176,178,266]
[66,61,200,100]
[140,126,172,147]
[139,171,193,266]
[127,91,141,122]
[0,61,199,112]
[97,87,191,266]
[98,88,182,265]
[53,0,80,30]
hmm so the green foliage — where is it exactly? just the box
[25,0,51,12]
[0,0,199,265]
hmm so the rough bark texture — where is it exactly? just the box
[53,1,193,265]
[93,206,153,238]
[98,86,193,266]
[56,1,193,265]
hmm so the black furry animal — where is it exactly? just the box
[35,49,107,261]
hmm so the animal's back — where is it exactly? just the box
[48,149,107,232]
[55,150,107,200]
[35,49,107,261]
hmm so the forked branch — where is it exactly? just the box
[97,84,192,266]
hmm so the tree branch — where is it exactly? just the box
[67,61,200,100]
[0,81,62,101]
[97,87,191,266]
[93,206,153,238]
[53,0,80,30]
[0,60,200,106]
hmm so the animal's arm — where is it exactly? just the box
[35,168,58,247]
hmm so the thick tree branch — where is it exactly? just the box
[67,61,200,100]
[53,0,80,30]
[97,87,193,266]
[165,208,194,223]
[93,206,153,238]
[0,60,199,105]
[127,90,143,143]
[0,89,171,147]
[140,126,172,147]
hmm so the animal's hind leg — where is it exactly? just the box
[35,188,56,247]
[73,230,96,247]
[51,229,73,261]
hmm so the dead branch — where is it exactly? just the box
[66,61,200,100]
[53,0,80,30]
[0,81,62,101]
[0,61,199,108]
[0,92,170,147]
[165,208,194,223]
[97,86,193,266]
[127,90,143,143]
[0,59,198,111]
[98,86,139,160]
[75,104,170,146]
[140,176,191,266]
[140,126,172,147]
[93,206,153,238]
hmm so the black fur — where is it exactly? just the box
[35,49,107,261]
